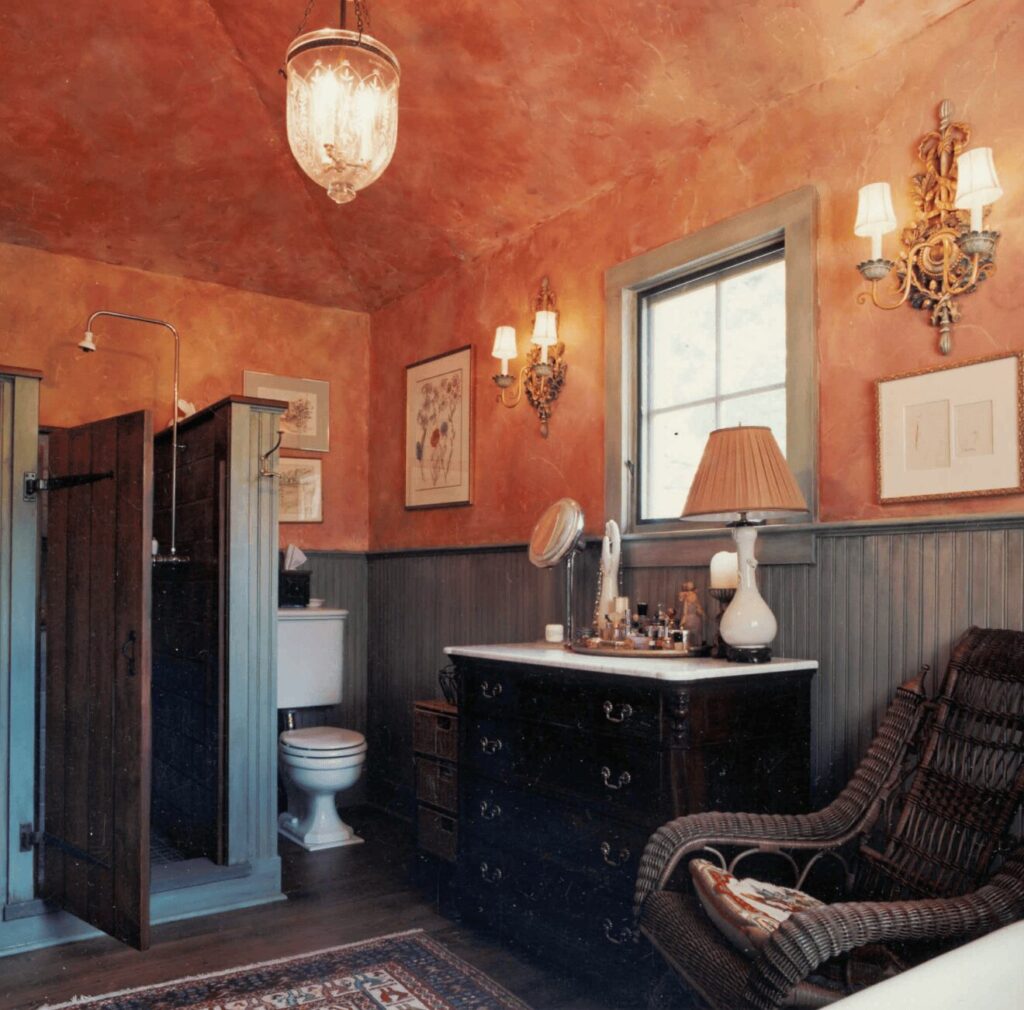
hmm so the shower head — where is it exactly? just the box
[81,308,184,559]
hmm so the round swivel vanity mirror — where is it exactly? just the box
[529,497,585,568]
[529,498,585,644]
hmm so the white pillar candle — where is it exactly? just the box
[710,550,739,589]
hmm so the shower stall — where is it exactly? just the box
[0,357,286,955]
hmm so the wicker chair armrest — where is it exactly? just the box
[635,675,931,919]
[633,805,852,918]
[744,854,1024,1010]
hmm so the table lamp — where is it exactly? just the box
[681,426,808,662]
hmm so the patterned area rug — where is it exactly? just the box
[42,930,532,1010]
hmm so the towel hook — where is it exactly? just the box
[260,429,283,478]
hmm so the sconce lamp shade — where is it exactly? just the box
[955,148,1002,231]
[855,182,898,238]
[531,309,559,346]
[492,325,518,360]
[855,182,898,260]
[682,426,808,522]
[955,148,1003,209]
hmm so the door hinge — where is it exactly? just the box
[23,470,113,501]
[19,823,42,852]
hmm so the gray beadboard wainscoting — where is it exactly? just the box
[307,515,1024,829]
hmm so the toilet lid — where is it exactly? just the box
[280,726,366,755]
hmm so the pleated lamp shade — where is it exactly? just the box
[682,426,808,521]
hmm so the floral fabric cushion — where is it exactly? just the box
[689,857,824,957]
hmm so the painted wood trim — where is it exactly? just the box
[154,396,290,440]
[2,374,40,906]
[0,366,43,381]
[225,403,283,868]
[604,186,819,533]
[621,526,815,567]
[363,511,1024,566]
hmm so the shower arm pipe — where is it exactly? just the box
[84,310,181,558]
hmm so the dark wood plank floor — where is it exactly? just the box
[0,809,657,1010]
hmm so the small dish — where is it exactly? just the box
[307,598,325,609]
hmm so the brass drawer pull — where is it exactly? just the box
[480,861,503,884]
[600,766,631,790]
[599,841,631,867]
[602,918,639,945]
[602,700,633,724]
[480,736,504,755]
[481,681,503,699]
[479,799,503,820]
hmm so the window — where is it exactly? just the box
[638,244,786,521]
[605,187,816,541]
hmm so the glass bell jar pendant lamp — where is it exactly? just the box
[285,0,400,204]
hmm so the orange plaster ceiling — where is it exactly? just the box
[0,1,967,312]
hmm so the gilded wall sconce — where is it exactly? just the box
[855,100,1003,355]
[491,276,567,437]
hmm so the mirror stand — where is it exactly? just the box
[528,497,585,647]
[564,542,582,645]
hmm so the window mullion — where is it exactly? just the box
[714,278,723,429]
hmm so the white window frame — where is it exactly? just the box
[604,187,818,558]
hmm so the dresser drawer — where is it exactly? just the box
[519,674,661,741]
[505,896,647,969]
[461,841,642,956]
[413,703,458,761]
[460,664,519,718]
[463,775,647,895]
[415,756,457,813]
[460,659,661,740]
[546,730,661,816]
[461,716,521,781]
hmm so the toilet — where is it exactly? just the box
[277,607,366,850]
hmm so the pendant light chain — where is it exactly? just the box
[292,0,367,37]
[293,0,317,39]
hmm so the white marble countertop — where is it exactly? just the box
[443,642,817,682]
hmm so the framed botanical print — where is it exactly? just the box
[278,457,323,523]
[876,352,1024,504]
[243,371,330,452]
[405,345,472,509]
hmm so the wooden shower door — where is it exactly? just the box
[41,409,153,950]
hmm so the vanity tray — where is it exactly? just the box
[569,641,711,659]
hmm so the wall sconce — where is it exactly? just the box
[855,100,1002,356]
[491,276,567,438]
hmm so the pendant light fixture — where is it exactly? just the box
[285,1,400,204]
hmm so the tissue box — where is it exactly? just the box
[279,571,311,607]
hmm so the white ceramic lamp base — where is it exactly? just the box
[720,525,776,660]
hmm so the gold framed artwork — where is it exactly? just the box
[405,345,473,509]
[279,457,323,523]
[243,371,330,451]
[876,352,1024,504]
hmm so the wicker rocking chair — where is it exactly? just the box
[635,626,1024,1009]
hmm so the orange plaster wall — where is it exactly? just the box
[0,242,370,551]
[369,3,1024,550]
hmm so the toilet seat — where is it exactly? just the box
[279,726,366,759]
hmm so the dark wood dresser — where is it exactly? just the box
[447,644,816,979]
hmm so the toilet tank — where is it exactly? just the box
[277,608,348,709]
